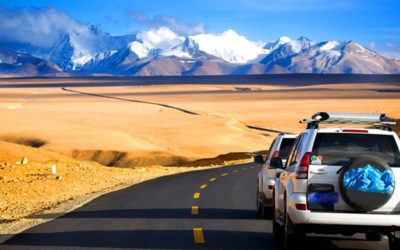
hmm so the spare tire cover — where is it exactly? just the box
[338,155,395,211]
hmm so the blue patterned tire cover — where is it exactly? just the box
[338,155,395,211]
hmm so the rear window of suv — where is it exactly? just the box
[311,133,400,167]
[279,138,296,159]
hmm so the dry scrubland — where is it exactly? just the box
[0,78,400,232]
[0,140,230,237]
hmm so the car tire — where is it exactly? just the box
[272,191,282,240]
[256,186,262,215]
[365,232,382,241]
[282,196,304,250]
[260,197,272,219]
[388,235,400,250]
[272,216,282,240]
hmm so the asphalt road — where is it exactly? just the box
[0,163,389,249]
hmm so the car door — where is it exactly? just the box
[281,134,304,184]
[278,134,304,210]
[260,138,277,191]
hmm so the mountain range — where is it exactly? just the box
[1,24,400,77]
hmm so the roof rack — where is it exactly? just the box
[300,112,396,130]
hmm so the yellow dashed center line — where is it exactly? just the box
[200,184,207,189]
[191,206,199,215]
[209,178,216,182]
[221,173,228,176]
[250,166,254,169]
[193,192,200,199]
[242,168,248,171]
[233,170,239,173]
[193,228,205,243]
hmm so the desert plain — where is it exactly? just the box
[1,78,400,165]
[0,75,400,234]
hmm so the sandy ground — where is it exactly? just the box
[0,83,400,167]
[0,84,276,167]
[111,83,400,133]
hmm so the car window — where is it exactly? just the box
[287,134,304,167]
[267,138,277,158]
[292,136,305,165]
[286,140,296,167]
[278,138,296,159]
[312,133,400,167]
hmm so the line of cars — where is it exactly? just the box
[255,112,400,250]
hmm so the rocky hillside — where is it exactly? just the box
[0,47,64,77]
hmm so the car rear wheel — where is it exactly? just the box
[282,195,304,250]
[272,216,281,240]
[260,196,272,219]
[282,212,297,250]
[272,191,282,240]
[256,186,262,215]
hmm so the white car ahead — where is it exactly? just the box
[255,133,297,218]
[272,112,400,250]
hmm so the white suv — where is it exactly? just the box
[255,133,297,218]
[272,112,400,250]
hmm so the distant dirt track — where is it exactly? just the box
[61,87,284,134]
[61,87,199,115]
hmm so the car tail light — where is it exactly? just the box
[296,152,311,179]
[342,129,368,133]
[272,151,279,157]
[268,185,274,190]
[295,203,307,210]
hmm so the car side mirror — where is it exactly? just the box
[254,154,265,164]
[270,157,283,169]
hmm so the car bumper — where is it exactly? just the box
[287,193,400,227]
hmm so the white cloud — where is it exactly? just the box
[127,9,205,36]
[0,6,83,48]
[137,27,184,50]
[128,41,155,59]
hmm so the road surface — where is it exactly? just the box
[0,163,388,249]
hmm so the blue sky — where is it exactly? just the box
[1,0,400,57]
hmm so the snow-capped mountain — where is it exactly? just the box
[0,46,64,76]
[124,29,269,64]
[183,29,269,64]
[2,24,136,72]
[263,40,400,74]
[129,41,158,59]
[264,36,292,51]
[260,36,316,66]
[1,21,400,76]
